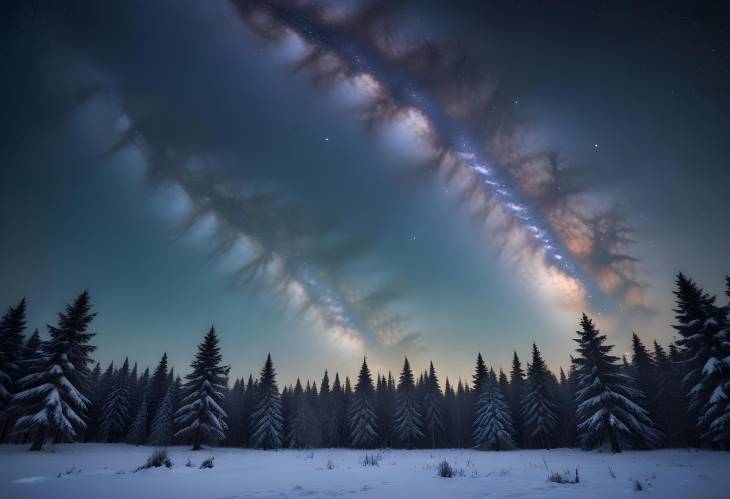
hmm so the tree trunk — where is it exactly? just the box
[29,427,46,451]
[192,430,202,451]
[607,425,621,453]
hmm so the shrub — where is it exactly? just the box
[326,459,335,470]
[136,449,172,471]
[200,457,215,469]
[437,460,455,478]
[360,454,382,467]
[548,468,579,484]
[633,480,643,491]
[185,458,194,468]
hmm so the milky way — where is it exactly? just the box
[233,0,646,314]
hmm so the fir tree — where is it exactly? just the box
[148,353,169,421]
[85,361,114,441]
[99,358,131,442]
[175,326,230,450]
[392,357,423,448]
[574,314,658,452]
[672,273,730,449]
[319,370,336,447]
[249,354,283,449]
[349,357,379,448]
[557,364,578,447]
[149,381,176,446]
[329,373,348,447]
[287,379,317,448]
[631,332,664,445]
[10,291,96,450]
[521,343,559,448]
[473,368,515,450]
[508,352,526,446]
[653,341,689,446]
[126,393,148,445]
[422,361,445,448]
[223,378,245,446]
[240,375,255,447]
[0,299,27,411]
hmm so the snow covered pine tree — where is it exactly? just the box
[349,357,379,448]
[574,314,658,452]
[249,354,284,449]
[174,326,229,450]
[391,357,423,448]
[10,291,96,450]
[472,368,516,450]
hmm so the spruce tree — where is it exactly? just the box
[85,361,114,441]
[631,332,665,446]
[240,375,255,447]
[287,379,316,448]
[99,358,131,442]
[672,273,730,449]
[521,343,559,448]
[148,353,169,421]
[126,393,149,445]
[249,354,283,449]
[10,292,96,450]
[557,365,578,447]
[175,326,230,450]
[349,357,379,448]
[149,381,176,446]
[422,361,445,448]
[392,357,423,448]
[509,352,525,446]
[223,378,244,446]
[653,341,688,446]
[574,314,658,452]
[319,370,335,447]
[473,368,516,450]
[329,373,347,447]
[0,299,27,410]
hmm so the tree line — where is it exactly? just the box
[0,273,728,452]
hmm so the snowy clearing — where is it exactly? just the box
[0,444,727,499]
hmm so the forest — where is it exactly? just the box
[0,273,728,453]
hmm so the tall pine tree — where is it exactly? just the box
[392,357,423,448]
[473,368,515,450]
[174,326,229,450]
[574,314,658,452]
[521,343,559,448]
[249,354,283,449]
[422,361,445,448]
[349,357,379,448]
[10,291,96,450]
[98,358,131,442]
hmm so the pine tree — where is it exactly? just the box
[287,379,316,448]
[392,357,423,448]
[85,361,114,441]
[631,332,665,446]
[574,314,658,452]
[175,326,229,450]
[473,368,515,450]
[521,343,559,448]
[223,378,244,446]
[557,364,578,447]
[240,375,255,447]
[672,273,730,449]
[10,292,96,450]
[349,357,379,448]
[148,353,169,422]
[319,370,336,447]
[508,352,526,446]
[653,341,688,446]
[249,354,283,449]
[126,393,149,445]
[329,373,347,447]
[0,299,27,412]
[375,374,393,447]
[422,361,445,448]
[99,358,131,442]
[149,381,176,446]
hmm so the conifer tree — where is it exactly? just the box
[508,352,526,446]
[672,273,730,449]
[319,370,335,447]
[148,353,169,422]
[473,368,515,450]
[126,393,149,445]
[85,361,114,441]
[149,381,176,446]
[329,373,347,447]
[99,358,131,442]
[287,379,316,448]
[631,332,665,445]
[0,299,27,413]
[349,357,379,448]
[521,343,559,448]
[574,314,658,452]
[249,354,283,449]
[10,292,96,450]
[392,357,423,448]
[422,361,445,448]
[240,375,255,447]
[175,326,229,450]
[653,341,688,446]
[557,365,578,447]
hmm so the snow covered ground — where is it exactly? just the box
[0,444,727,499]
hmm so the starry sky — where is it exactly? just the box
[1,0,728,385]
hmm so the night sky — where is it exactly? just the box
[1,0,728,384]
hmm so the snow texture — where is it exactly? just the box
[0,444,727,499]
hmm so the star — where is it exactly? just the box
[324,137,330,142]
[593,143,599,148]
